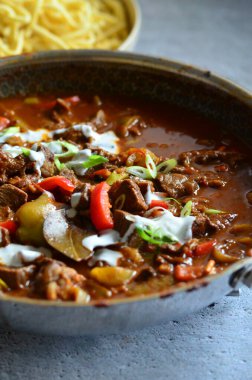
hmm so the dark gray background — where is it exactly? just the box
[0,1,252,379]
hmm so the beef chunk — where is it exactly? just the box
[191,171,226,188]
[0,227,10,247]
[37,145,55,178]
[192,215,210,237]
[192,213,237,237]
[52,120,89,143]
[171,165,196,175]
[59,167,83,189]
[33,258,88,302]
[113,209,143,248]
[208,213,237,231]
[110,179,148,213]
[182,197,210,215]
[0,151,26,183]
[179,149,244,168]
[0,184,28,211]
[114,209,133,237]
[156,173,199,198]
[0,206,14,222]
[134,180,155,197]
[74,183,92,210]
[0,265,36,289]
[8,174,37,190]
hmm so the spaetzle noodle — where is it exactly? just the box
[0,0,129,56]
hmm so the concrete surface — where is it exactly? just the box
[0,0,252,379]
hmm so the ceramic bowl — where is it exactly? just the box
[119,0,141,51]
[0,51,251,336]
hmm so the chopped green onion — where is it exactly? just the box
[54,141,79,158]
[127,154,157,179]
[24,97,40,105]
[54,157,66,171]
[21,147,31,157]
[156,158,177,174]
[136,226,177,246]
[127,166,151,179]
[205,208,225,215]
[82,155,108,169]
[0,126,20,136]
[0,278,8,290]
[181,200,192,217]
[106,172,128,185]
[146,154,157,178]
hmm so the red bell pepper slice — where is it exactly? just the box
[0,220,18,234]
[0,116,10,130]
[90,181,114,230]
[149,200,169,209]
[38,176,75,194]
[195,240,216,256]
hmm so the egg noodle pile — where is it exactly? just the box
[0,0,129,56]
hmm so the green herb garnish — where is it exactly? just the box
[82,155,108,169]
[54,157,66,171]
[21,147,31,157]
[180,200,192,217]
[136,226,177,246]
[156,158,177,174]
[205,208,225,215]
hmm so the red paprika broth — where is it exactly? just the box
[0,94,251,302]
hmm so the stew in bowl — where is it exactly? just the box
[0,92,251,303]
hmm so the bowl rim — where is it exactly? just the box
[0,50,251,308]
[0,49,251,104]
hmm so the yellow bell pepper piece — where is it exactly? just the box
[16,193,56,246]
[90,266,135,286]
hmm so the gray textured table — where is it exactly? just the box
[0,1,252,379]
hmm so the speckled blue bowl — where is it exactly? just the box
[0,51,251,336]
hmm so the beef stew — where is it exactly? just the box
[0,94,251,303]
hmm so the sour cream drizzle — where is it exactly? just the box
[125,208,195,245]
[90,248,122,267]
[73,123,119,153]
[0,128,52,144]
[0,244,42,267]
[71,192,82,208]
[18,129,52,142]
[66,149,92,176]
[144,185,169,205]
[28,150,45,176]
[82,229,120,251]
[1,144,23,158]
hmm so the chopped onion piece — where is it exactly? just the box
[126,166,151,179]
[156,158,177,174]
[146,154,157,178]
